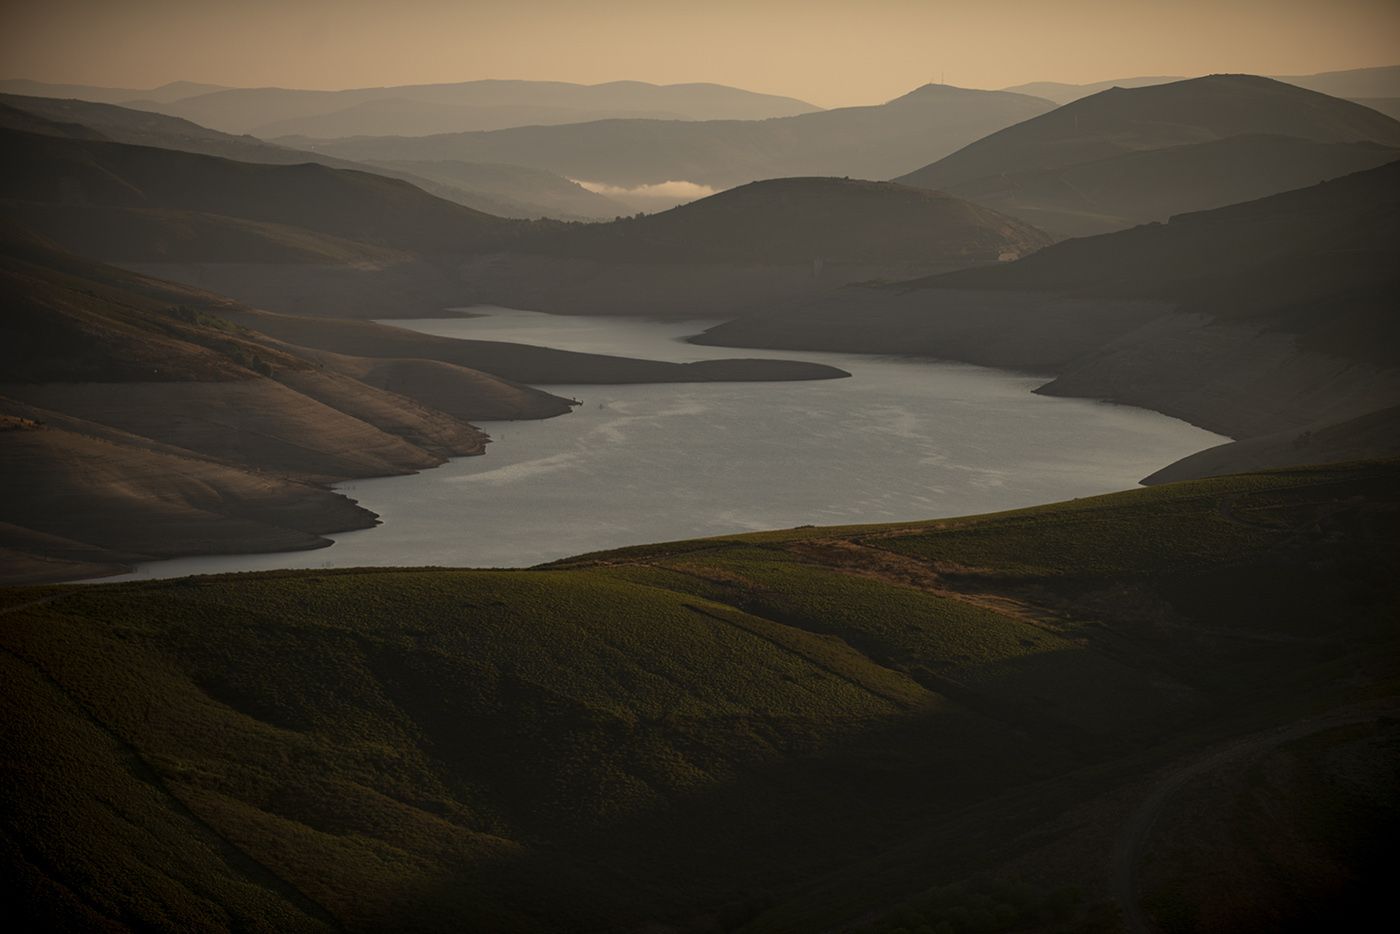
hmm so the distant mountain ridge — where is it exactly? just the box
[1001,63,1400,104]
[290,84,1055,188]
[115,78,821,136]
[0,78,227,104]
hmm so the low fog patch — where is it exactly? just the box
[573,178,720,212]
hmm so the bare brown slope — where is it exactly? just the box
[0,236,555,581]
[0,242,486,480]
[293,84,1054,189]
[0,230,575,417]
[0,407,376,585]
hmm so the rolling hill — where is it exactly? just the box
[525,177,1054,264]
[896,75,1400,232]
[0,93,630,220]
[0,78,227,105]
[4,460,1396,931]
[289,84,1056,189]
[455,177,1055,317]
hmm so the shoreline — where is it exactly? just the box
[52,317,1224,587]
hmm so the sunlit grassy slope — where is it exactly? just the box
[4,462,1398,932]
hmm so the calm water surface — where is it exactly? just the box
[102,307,1225,579]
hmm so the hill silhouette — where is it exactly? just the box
[291,84,1055,188]
[897,75,1400,212]
[457,177,1054,317]
[4,461,1396,930]
[0,93,631,220]
[915,133,1399,235]
[0,78,227,104]
[525,177,1054,264]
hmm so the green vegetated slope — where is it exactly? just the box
[896,75,1400,235]
[5,462,1397,932]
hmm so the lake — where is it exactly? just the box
[101,307,1226,579]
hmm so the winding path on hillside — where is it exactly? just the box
[1112,701,1400,933]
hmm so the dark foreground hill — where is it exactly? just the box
[896,75,1400,234]
[461,177,1055,317]
[4,461,1397,932]
[292,84,1055,189]
[698,161,1400,475]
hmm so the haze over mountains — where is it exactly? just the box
[0,116,1059,320]
[288,84,1055,188]
[0,78,819,136]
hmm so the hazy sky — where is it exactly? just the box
[3,0,1397,107]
